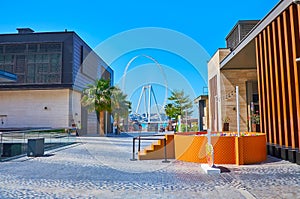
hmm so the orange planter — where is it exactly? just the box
[174,133,266,165]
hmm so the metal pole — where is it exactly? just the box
[0,132,2,157]
[130,137,137,161]
[236,86,240,136]
[185,109,188,132]
[162,138,170,163]
[214,95,218,132]
[105,111,107,135]
[207,129,211,145]
[148,85,151,123]
[138,136,141,152]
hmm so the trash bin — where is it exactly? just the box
[27,138,44,157]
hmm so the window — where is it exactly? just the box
[16,55,25,73]
[40,43,61,52]
[50,54,60,64]
[36,63,48,73]
[50,63,60,73]
[48,74,60,83]
[28,44,37,53]
[5,44,26,53]
[0,55,4,64]
[0,42,62,84]
[4,65,13,73]
[27,55,35,63]
[27,64,35,83]
[36,74,49,83]
[17,75,25,83]
[5,55,14,64]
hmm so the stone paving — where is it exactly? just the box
[0,134,299,199]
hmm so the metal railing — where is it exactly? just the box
[130,134,170,163]
[0,128,77,161]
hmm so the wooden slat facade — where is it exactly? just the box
[255,4,300,150]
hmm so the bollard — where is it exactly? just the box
[138,136,141,152]
[162,138,170,163]
[130,137,137,161]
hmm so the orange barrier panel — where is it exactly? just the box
[212,136,236,164]
[174,135,207,163]
[174,133,266,165]
[242,135,267,164]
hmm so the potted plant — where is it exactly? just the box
[251,113,260,132]
[223,116,230,131]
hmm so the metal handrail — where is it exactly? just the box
[0,128,66,135]
[0,128,75,161]
[130,135,170,163]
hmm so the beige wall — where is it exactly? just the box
[0,89,70,128]
[207,49,230,131]
[0,89,100,134]
[208,49,259,132]
[220,69,257,132]
[208,49,231,79]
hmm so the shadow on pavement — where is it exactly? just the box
[216,166,231,173]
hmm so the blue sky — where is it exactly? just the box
[0,0,278,55]
[0,0,279,115]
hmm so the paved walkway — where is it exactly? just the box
[0,135,299,198]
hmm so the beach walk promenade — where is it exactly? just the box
[0,134,299,199]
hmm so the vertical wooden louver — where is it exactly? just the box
[255,4,300,150]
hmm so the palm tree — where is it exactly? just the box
[81,79,114,136]
[111,87,131,134]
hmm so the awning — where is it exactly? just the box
[0,70,17,82]
[220,0,292,70]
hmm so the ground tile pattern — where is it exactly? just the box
[0,136,299,198]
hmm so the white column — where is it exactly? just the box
[236,86,240,136]
[148,85,151,123]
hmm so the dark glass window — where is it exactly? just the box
[42,54,48,62]
[40,43,61,52]
[36,74,48,83]
[48,74,60,83]
[16,55,25,63]
[17,75,25,83]
[0,42,62,84]
[253,94,259,103]
[50,63,60,73]
[27,54,35,63]
[27,64,35,75]
[4,65,13,73]
[5,55,14,64]
[0,55,4,64]
[28,44,38,52]
[50,54,61,64]
[37,63,48,73]
[35,54,42,63]
[5,44,26,53]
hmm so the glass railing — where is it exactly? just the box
[0,128,77,161]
